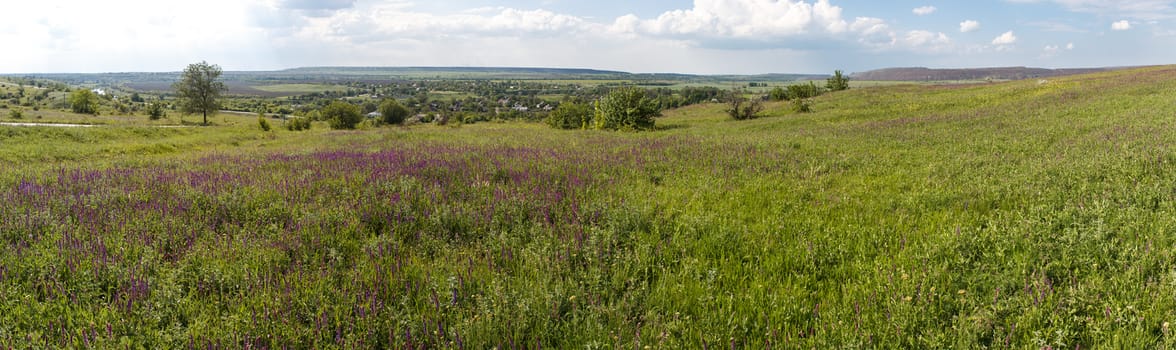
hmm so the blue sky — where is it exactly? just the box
[1,0,1173,74]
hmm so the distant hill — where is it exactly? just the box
[279,66,630,76]
[852,66,1131,81]
[2,66,830,87]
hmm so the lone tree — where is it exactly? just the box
[173,61,227,125]
[826,70,850,92]
[68,89,99,115]
[378,99,410,125]
[726,89,763,120]
[594,87,660,131]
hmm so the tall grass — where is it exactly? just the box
[3,66,1176,348]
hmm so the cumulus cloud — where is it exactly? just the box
[959,20,981,32]
[912,6,937,15]
[1111,20,1132,30]
[622,0,852,38]
[850,17,889,35]
[992,31,1017,45]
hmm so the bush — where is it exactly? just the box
[726,90,763,120]
[322,101,363,130]
[791,98,813,113]
[545,101,592,129]
[378,99,410,125]
[786,82,822,100]
[826,70,850,92]
[286,117,311,131]
[594,87,660,131]
[147,103,165,120]
[769,87,788,101]
[69,89,99,115]
[258,113,272,131]
[9,107,22,119]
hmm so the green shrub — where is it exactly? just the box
[594,87,660,131]
[286,117,311,131]
[545,101,593,129]
[769,86,788,101]
[826,70,850,92]
[791,98,813,113]
[786,82,822,100]
[147,103,165,120]
[378,99,410,125]
[322,101,362,130]
[726,90,764,120]
[69,89,99,115]
[9,107,22,119]
[258,114,272,131]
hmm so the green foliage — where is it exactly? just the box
[787,81,822,100]
[285,117,311,131]
[6,66,1176,348]
[725,89,763,120]
[258,113,272,131]
[361,100,378,114]
[827,69,850,91]
[68,89,99,114]
[769,86,788,101]
[377,99,410,125]
[173,61,228,125]
[791,97,812,113]
[322,101,362,129]
[593,86,660,131]
[545,101,592,129]
[147,102,166,120]
[8,107,22,119]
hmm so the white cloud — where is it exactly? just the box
[960,20,981,32]
[903,30,951,51]
[913,6,937,15]
[1041,41,1075,58]
[1006,0,1175,20]
[0,0,266,72]
[850,17,890,35]
[1111,20,1132,30]
[625,0,852,38]
[992,31,1017,45]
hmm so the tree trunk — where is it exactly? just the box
[203,111,208,126]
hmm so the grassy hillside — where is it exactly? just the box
[2,66,1176,348]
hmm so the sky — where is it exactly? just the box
[1,0,1174,74]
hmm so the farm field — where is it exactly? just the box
[2,66,1176,348]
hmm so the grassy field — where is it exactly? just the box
[3,66,1176,348]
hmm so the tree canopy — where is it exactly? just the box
[173,61,228,125]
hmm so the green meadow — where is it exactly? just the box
[2,66,1176,348]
